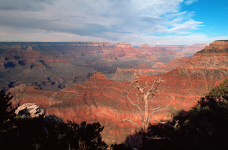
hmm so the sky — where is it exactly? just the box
[0,0,227,45]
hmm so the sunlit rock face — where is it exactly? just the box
[204,40,228,50]
[8,40,228,145]
[115,42,133,48]
[147,40,228,110]
[15,103,45,118]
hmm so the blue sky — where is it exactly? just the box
[0,0,227,45]
[181,0,228,37]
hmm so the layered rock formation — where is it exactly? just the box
[0,42,206,91]
[104,43,182,61]
[152,57,191,71]
[115,42,133,48]
[0,43,96,90]
[104,46,136,59]
[147,40,228,109]
[8,40,228,145]
[112,57,191,82]
[159,44,208,57]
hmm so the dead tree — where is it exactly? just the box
[122,70,177,134]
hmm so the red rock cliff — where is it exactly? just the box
[9,40,228,145]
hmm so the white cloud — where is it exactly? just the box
[0,0,205,44]
[0,0,53,11]
[0,26,113,42]
[185,0,198,5]
[2,26,226,46]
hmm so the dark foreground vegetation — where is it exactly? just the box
[0,90,107,150]
[1,79,228,150]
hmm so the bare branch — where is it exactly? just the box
[148,105,160,111]
[146,80,156,94]
[141,85,148,92]
[148,119,179,128]
[126,93,143,119]
[173,120,179,128]
[148,104,170,119]
[134,79,144,95]
[135,93,140,105]
[146,135,171,140]
[130,77,142,86]
[147,94,155,101]
[123,75,132,82]
[148,119,167,124]
[146,78,161,96]
[146,135,161,140]
[130,79,137,85]
[122,119,141,131]
[161,137,171,140]
[135,85,144,95]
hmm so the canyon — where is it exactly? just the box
[2,41,220,144]
[0,42,205,91]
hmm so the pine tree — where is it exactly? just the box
[0,90,16,131]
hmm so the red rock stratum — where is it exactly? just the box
[9,40,228,145]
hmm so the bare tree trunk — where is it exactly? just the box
[122,69,178,149]
[143,94,148,133]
